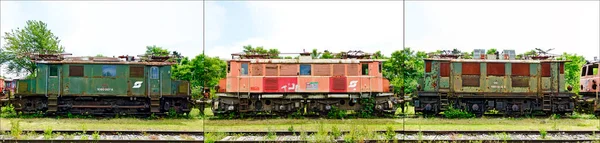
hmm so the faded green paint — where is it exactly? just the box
[423,61,439,92]
[15,62,189,97]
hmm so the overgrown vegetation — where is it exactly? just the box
[443,105,475,119]
[327,106,347,119]
[358,98,375,118]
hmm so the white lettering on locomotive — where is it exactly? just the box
[133,81,143,88]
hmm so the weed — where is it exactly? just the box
[385,124,395,140]
[300,130,308,141]
[92,131,100,140]
[10,120,22,139]
[266,127,277,140]
[327,106,347,119]
[288,125,295,132]
[313,123,332,142]
[570,112,597,119]
[1,104,17,118]
[344,125,358,143]
[443,105,475,119]
[80,134,89,140]
[417,131,424,143]
[358,98,375,118]
[204,132,226,143]
[539,129,547,139]
[43,127,53,139]
[331,125,342,139]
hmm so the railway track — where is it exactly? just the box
[1,130,598,142]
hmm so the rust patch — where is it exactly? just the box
[541,63,551,77]
[130,66,144,77]
[440,63,450,77]
[462,62,480,75]
[333,64,345,76]
[265,64,278,76]
[511,76,529,87]
[511,63,530,76]
[251,64,264,76]
[560,63,564,74]
[279,64,298,76]
[69,65,84,77]
[487,63,505,76]
[331,77,346,90]
[462,75,480,87]
[347,64,359,76]
[313,64,331,76]
[425,61,432,73]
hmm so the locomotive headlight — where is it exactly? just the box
[567,85,573,91]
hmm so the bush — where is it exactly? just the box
[443,105,475,119]
[327,106,347,119]
[358,98,375,118]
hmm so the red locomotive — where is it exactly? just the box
[579,59,600,115]
[211,51,400,117]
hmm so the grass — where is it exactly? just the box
[0,117,205,131]
[203,118,600,132]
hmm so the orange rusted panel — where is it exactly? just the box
[462,62,480,75]
[329,77,347,93]
[346,77,361,92]
[347,64,359,76]
[280,64,298,76]
[298,77,329,92]
[382,79,390,92]
[333,64,345,76]
[313,64,331,76]
[487,63,505,76]
[425,61,432,73]
[265,64,278,76]
[360,77,372,92]
[251,64,264,76]
[541,63,551,77]
[218,79,226,92]
[370,77,383,92]
[238,77,250,92]
[249,77,263,93]
[440,63,451,77]
[512,63,530,76]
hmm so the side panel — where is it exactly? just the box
[264,77,297,93]
[424,61,439,92]
[64,64,86,95]
[249,77,263,93]
[346,77,361,92]
[298,77,328,92]
[160,66,172,96]
[329,76,347,93]
[127,66,146,96]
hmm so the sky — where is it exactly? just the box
[1,1,599,78]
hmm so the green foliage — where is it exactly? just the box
[331,125,342,139]
[171,54,226,99]
[1,104,17,118]
[443,105,475,119]
[43,127,53,139]
[327,106,347,119]
[1,20,65,75]
[486,48,498,55]
[557,52,586,94]
[287,125,294,132]
[92,131,100,140]
[145,45,170,56]
[372,50,385,59]
[266,127,277,140]
[242,45,280,58]
[10,120,22,139]
[383,48,428,96]
[385,124,395,140]
[358,98,375,118]
[539,129,547,139]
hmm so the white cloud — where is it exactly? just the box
[406,1,600,60]
[206,1,404,59]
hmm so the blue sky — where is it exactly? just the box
[1,1,599,78]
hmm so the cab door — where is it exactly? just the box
[148,66,161,97]
[47,65,61,95]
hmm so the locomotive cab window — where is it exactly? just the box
[69,65,84,77]
[150,66,159,79]
[586,65,598,76]
[102,65,117,77]
[227,62,231,73]
[241,63,248,75]
[378,62,382,73]
[300,64,311,75]
[362,63,369,75]
[49,65,58,77]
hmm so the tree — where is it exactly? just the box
[171,55,227,98]
[241,45,280,58]
[95,54,106,57]
[1,20,65,76]
[383,48,428,96]
[321,50,333,59]
[557,52,586,94]
[311,49,321,59]
[372,51,385,59]
[145,45,169,56]
[461,52,473,59]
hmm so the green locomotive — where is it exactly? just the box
[9,54,191,115]
[415,49,576,116]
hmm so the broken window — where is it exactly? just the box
[130,66,144,78]
[102,65,117,77]
[69,65,84,77]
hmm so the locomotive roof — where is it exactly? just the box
[424,58,570,63]
[34,57,176,66]
[228,58,387,64]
